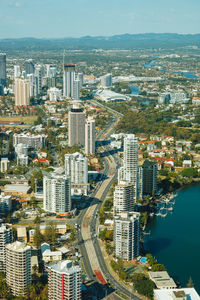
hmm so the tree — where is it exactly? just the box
[33,226,44,248]
[134,279,155,299]
[151,264,166,271]
[34,215,41,224]
[187,276,194,288]
[44,222,57,245]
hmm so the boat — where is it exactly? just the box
[167,207,173,211]
[143,231,151,235]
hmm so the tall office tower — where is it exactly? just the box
[72,79,81,100]
[25,59,35,75]
[43,172,71,213]
[14,65,21,78]
[85,116,95,155]
[77,73,84,88]
[123,134,138,186]
[63,64,75,97]
[47,260,81,300]
[100,73,112,87]
[0,224,12,272]
[114,181,135,214]
[6,241,31,296]
[114,211,140,260]
[14,78,30,106]
[35,65,43,95]
[65,152,88,184]
[68,103,85,147]
[0,53,6,87]
[142,160,158,196]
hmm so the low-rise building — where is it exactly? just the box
[149,271,177,289]
[4,184,31,197]
[17,227,27,243]
[41,243,62,262]
[154,288,200,300]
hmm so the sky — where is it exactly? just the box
[0,0,200,38]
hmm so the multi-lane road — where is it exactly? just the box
[77,101,140,299]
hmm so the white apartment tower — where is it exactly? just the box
[14,78,30,106]
[0,224,12,272]
[6,241,31,296]
[43,172,71,213]
[77,73,84,88]
[114,182,135,214]
[85,116,95,155]
[100,73,112,87]
[63,64,75,98]
[65,152,88,184]
[14,65,21,78]
[114,212,140,260]
[123,134,138,183]
[73,79,81,100]
[68,104,85,147]
[47,260,81,300]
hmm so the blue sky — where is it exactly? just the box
[0,0,199,38]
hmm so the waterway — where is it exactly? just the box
[144,59,199,79]
[130,86,141,96]
[143,184,200,292]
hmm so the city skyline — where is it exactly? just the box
[0,0,200,38]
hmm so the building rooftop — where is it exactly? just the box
[48,260,81,275]
[4,184,30,193]
[149,271,177,289]
[6,241,31,252]
[17,227,27,238]
[154,288,200,300]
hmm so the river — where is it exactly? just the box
[144,59,199,79]
[143,184,200,292]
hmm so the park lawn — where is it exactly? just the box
[0,115,38,123]
[124,261,144,276]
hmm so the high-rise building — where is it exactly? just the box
[65,152,88,184]
[63,64,75,98]
[25,59,35,75]
[6,241,31,296]
[113,181,135,214]
[13,133,46,149]
[0,53,6,87]
[68,104,85,147]
[123,134,138,184]
[137,165,143,199]
[35,65,43,95]
[48,87,61,101]
[14,78,30,106]
[14,65,21,78]
[72,79,81,100]
[43,172,71,213]
[114,212,140,260]
[142,160,158,195]
[0,224,12,272]
[85,116,95,155]
[77,73,84,88]
[47,260,81,300]
[100,73,112,87]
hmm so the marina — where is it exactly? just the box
[143,184,200,292]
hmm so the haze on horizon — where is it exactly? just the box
[0,0,199,39]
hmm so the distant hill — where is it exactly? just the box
[0,33,200,51]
